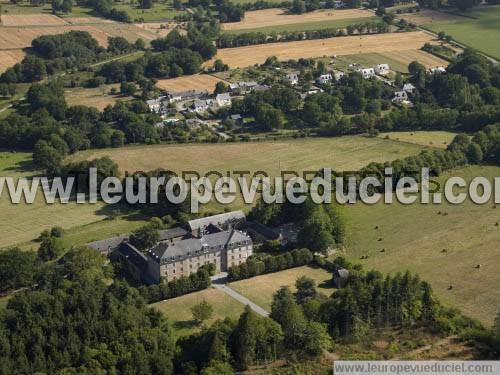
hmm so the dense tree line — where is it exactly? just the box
[0,80,164,173]
[0,247,176,374]
[0,32,141,85]
[0,248,38,293]
[316,258,482,339]
[82,0,131,22]
[227,248,313,281]
[138,267,212,303]
[251,196,346,252]
[216,21,390,48]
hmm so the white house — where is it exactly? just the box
[285,73,299,85]
[392,91,409,102]
[392,91,413,107]
[216,93,232,108]
[167,90,207,103]
[429,66,446,74]
[317,73,333,85]
[146,96,167,114]
[360,68,375,79]
[374,63,390,75]
[192,99,214,114]
[402,83,415,93]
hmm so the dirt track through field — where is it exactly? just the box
[222,8,374,31]
[208,31,438,68]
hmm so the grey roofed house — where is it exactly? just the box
[188,210,246,233]
[158,227,189,242]
[88,235,129,254]
[245,221,282,242]
[148,229,251,264]
[114,241,155,284]
[333,267,349,288]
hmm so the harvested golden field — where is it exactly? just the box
[156,74,223,92]
[382,48,448,68]
[0,50,25,73]
[207,31,438,68]
[0,14,67,26]
[396,9,464,26]
[0,24,157,49]
[222,8,374,31]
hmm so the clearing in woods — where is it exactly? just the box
[221,8,375,31]
[344,165,500,325]
[152,287,245,337]
[228,266,335,311]
[71,136,429,176]
[155,74,223,92]
[64,84,131,111]
[207,31,439,68]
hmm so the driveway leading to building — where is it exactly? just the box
[212,282,270,317]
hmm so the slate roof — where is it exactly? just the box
[117,242,148,270]
[246,221,281,241]
[148,229,251,264]
[88,235,129,252]
[158,227,189,241]
[188,210,245,232]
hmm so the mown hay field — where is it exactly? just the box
[228,266,335,311]
[0,14,67,26]
[0,23,158,49]
[207,31,439,68]
[152,287,245,337]
[71,135,429,176]
[0,50,26,73]
[221,8,375,31]
[344,165,500,325]
[156,74,223,93]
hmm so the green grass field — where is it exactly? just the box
[114,2,184,22]
[228,265,334,311]
[223,17,379,35]
[72,136,429,177]
[424,5,500,60]
[0,151,146,250]
[335,53,411,73]
[378,131,457,149]
[152,287,245,337]
[344,165,500,325]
